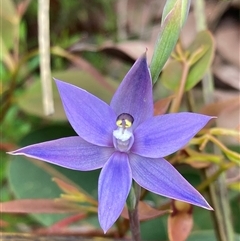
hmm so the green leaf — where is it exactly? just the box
[150,0,190,84]
[17,70,117,121]
[160,60,183,91]
[161,30,214,91]
[185,30,215,90]
[7,125,100,226]
[188,45,209,66]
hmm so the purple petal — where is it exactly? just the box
[129,154,212,210]
[110,55,153,128]
[9,137,114,171]
[132,113,213,158]
[98,152,132,233]
[55,79,116,147]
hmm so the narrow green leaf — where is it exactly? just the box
[150,0,190,84]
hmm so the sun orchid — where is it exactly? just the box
[10,55,213,233]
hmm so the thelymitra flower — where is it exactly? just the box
[9,54,213,233]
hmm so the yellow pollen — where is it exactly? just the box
[116,119,132,128]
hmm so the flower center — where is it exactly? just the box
[113,113,134,152]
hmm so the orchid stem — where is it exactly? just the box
[126,182,141,241]
[170,60,189,113]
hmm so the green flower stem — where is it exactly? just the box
[126,182,141,241]
[193,1,234,241]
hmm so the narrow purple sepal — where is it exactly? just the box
[132,113,214,158]
[98,152,132,233]
[55,79,116,147]
[9,137,115,171]
[110,55,153,129]
[129,154,212,210]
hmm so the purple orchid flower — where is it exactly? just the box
[10,55,213,233]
